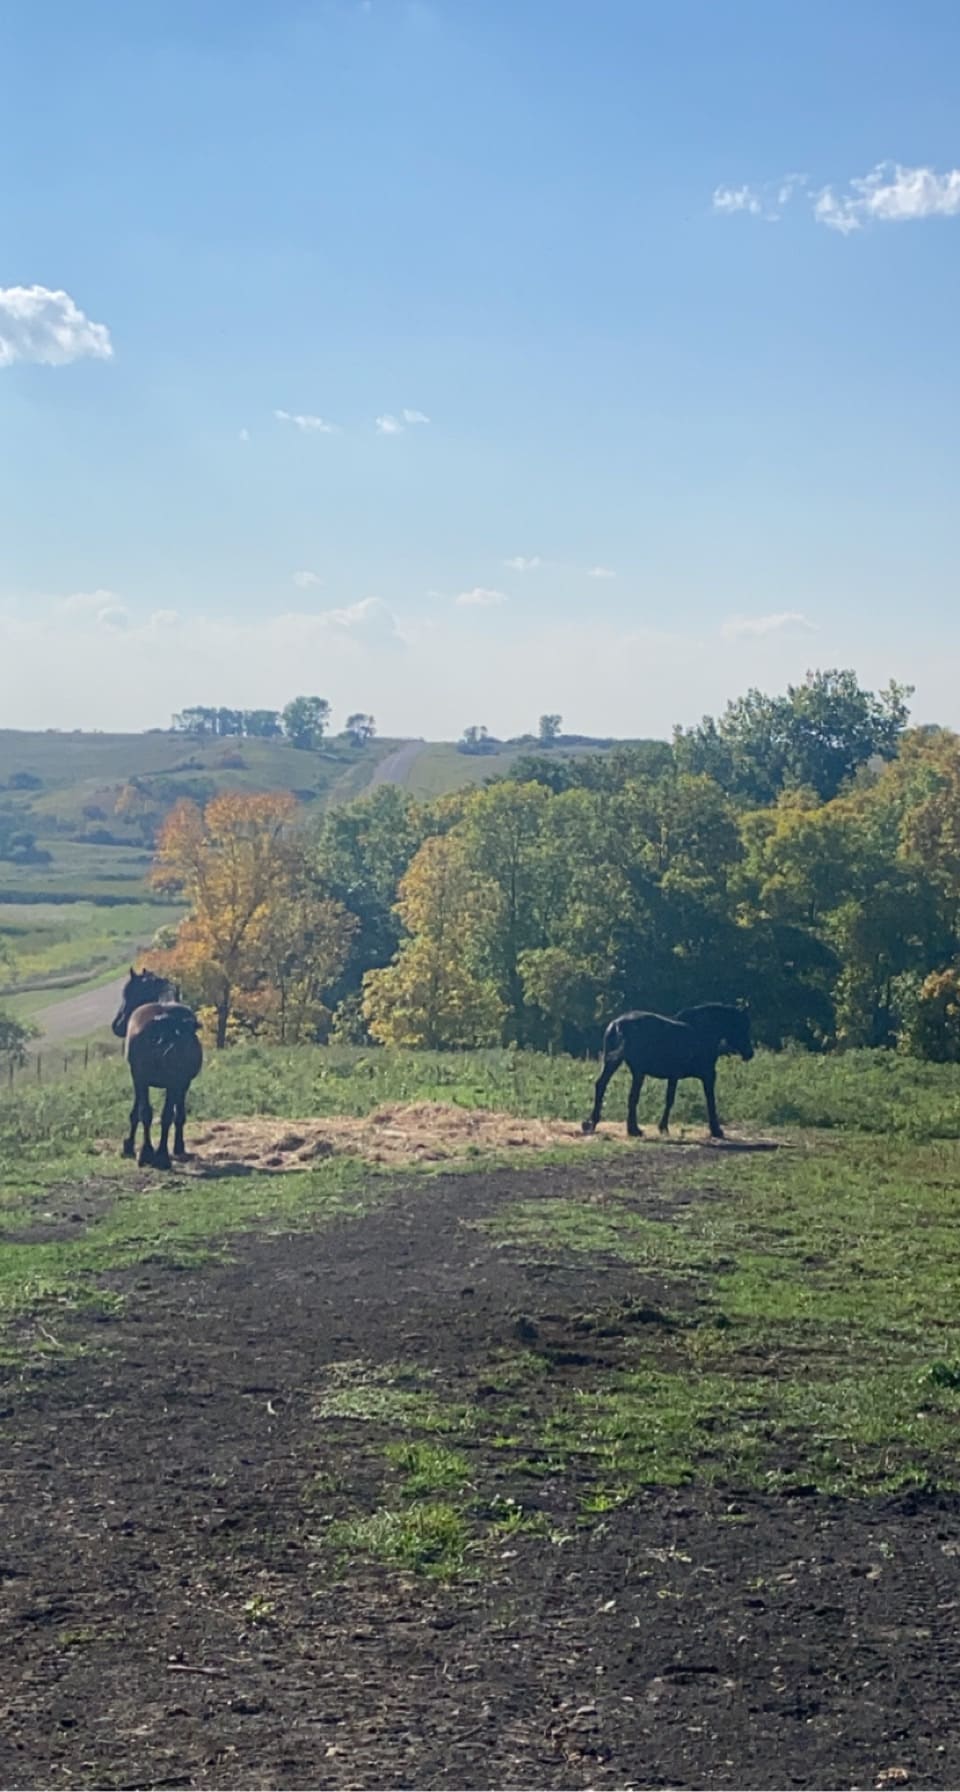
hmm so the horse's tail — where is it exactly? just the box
[602,1019,627,1066]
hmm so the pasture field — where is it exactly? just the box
[2,1045,960,1787]
[0,899,179,995]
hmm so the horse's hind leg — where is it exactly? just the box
[173,1091,189,1160]
[138,1095,155,1168]
[154,1093,175,1171]
[658,1078,678,1135]
[583,1058,619,1133]
[626,1070,645,1138]
[702,1070,724,1140]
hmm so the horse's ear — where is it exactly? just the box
[129,965,135,978]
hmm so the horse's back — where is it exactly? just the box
[125,1002,202,1083]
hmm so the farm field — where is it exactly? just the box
[3,1046,960,1787]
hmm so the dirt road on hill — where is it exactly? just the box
[367,738,425,788]
[31,974,125,1048]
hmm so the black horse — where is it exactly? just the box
[112,968,203,1169]
[582,1002,753,1140]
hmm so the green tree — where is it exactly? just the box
[283,695,331,750]
[675,670,912,804]
[342,713,376,745]
[538,713,562,744]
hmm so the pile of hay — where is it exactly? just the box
[184,1102,588,1171]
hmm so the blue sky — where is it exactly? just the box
[3,0,960,737]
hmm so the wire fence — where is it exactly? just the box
[5,1040,120,1088]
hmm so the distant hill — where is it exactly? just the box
[0,726,658,908]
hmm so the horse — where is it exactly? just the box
[582,1002,754,1140]
[111,968,203,1170]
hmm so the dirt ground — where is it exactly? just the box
[3,1152,960,1790]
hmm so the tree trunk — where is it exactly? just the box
[216,991,231,1049]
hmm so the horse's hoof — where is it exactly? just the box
[174,1149,191,1162]
[121,1141,135,1159]
[581,1120,595,1135]
[154,1151,172,1172]
[627,1127,643,1140]
[138,1145,155,1168]
[711,1131,725,1143]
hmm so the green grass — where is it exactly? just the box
[6,1038,959,1154]
[0,728,396,829]
[485,1135,960,1497]
[324,1501,467,1576]
[0,899,179,993]
[397,740,614,799]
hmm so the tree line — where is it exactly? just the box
[141,669,960,1064]
[172,699,376,750]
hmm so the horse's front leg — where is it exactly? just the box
[583,1059,618,1133]
[658,1078,678,1135]
[702,1069,724,1140]
[626,1070,645,1137]
[122,1091,139,1159]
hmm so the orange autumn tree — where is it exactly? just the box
[150,792,298,1046]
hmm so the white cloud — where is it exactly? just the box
[504,555,542,571]
[376,413,404,435]
[239,427,250,443]
[274,408,338,433]
[815,162,960,234]
[716,162,960,236]
[720,611,817,641]
[588,565,616,580]
[402,408,430,424]
[56,589,130,629]
[455,587,508,607]
[712,185,763,217]
[713,175,808,225]
[293,570,324,589]
[0,285,113,368]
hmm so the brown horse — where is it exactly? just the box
[112,968,203,1170]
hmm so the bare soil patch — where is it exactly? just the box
[3,1154,953,1790]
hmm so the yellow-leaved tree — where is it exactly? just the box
[151,791,358,1046]
[361,834,505,1048]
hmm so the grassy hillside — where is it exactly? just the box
[0,729,398,838]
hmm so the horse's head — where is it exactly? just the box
[728,1003,754,1062]
[112,966,171,1038]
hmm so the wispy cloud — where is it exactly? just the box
[715,162,960,236]
[0,285,113,368]
[455,587,508,608]
[56,589,129,629]
[720,611,817,640]
[588,565,616,580]
[376,413,404,435]
[712,175,808,224]
[293,570,323,589]
[504,555,542,571]
[402,407,430,424]
[815,162,960,234]
[713,185,763,218]
[274,409,338,433]
[238,427,250,443]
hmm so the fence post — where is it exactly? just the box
[36,1053,42,1082]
